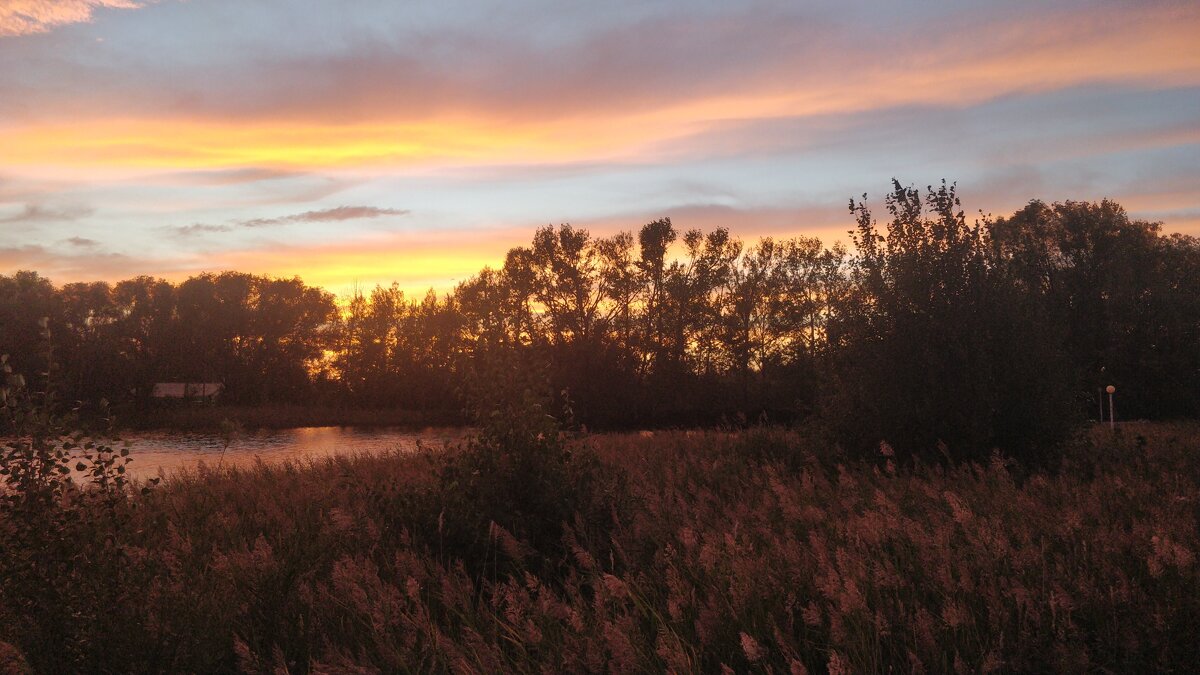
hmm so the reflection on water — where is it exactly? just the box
[121,426,469,479]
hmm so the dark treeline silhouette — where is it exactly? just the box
[1,271,338,407]
[3,181,1198,461]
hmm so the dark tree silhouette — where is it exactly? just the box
[3,183,1197,456]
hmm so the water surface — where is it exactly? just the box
[119,426,468,479]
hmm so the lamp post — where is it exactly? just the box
[1099,366,1107,422]
[1106,385,1116,430]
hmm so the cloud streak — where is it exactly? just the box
[2,3,1197,170]
[0,0,142,37]
[1,0,1198,292]
[168,205,408,237]
[0,244,166,281]
[0,203,93,223]
[169,223,232,237]
[240,205,409,227]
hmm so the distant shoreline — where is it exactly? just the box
[120,403,465,433]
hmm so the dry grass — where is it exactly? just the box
[2,423,1198,673]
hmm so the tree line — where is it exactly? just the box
[3,181,1198,461]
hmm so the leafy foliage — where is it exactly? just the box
[0,323,154,672]
[830,181,1078,462]
[433,335,619,579]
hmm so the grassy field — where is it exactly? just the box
[2,422,1198,673]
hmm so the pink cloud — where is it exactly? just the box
[0,0,142,37]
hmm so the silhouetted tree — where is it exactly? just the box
[5,182,1197,453]
[829,181,1077,463]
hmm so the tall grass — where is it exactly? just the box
[1,424,1198,672]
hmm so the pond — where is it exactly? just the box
[116,426,470,480]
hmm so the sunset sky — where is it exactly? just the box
[2,0,1199,296]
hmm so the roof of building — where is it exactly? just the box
[150,382,224,398]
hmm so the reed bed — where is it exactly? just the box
[1,423,1197,673]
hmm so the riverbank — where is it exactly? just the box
[2,421,1197,672]
[120,403,464,432]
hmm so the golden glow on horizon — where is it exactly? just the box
[208,236,511,297]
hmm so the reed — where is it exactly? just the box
[1,423,1197,672]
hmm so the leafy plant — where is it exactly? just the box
[0,319,151,672]
[431,337,616,579]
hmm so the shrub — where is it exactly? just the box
[427,339,621,579]
[0,326,151,672]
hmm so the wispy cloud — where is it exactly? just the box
[1,0,1198,290]
[4,3,1197,171]
[150,167,303,187]
[168,205,408,237]
[0,0,143,37]
[0,244,162,281]
[0,244,48,265]
[63,236,97,247]
[0,203,93,223]
[240,205,409,227]
[169,223,233,237]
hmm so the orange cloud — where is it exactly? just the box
[3,4,1197,173]
[0,0,142,37]
[3,1,1198,295]
[0,117,626,171]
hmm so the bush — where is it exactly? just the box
[428,338,622,579]
[0,326,149,672]
[830,181,1077,464]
